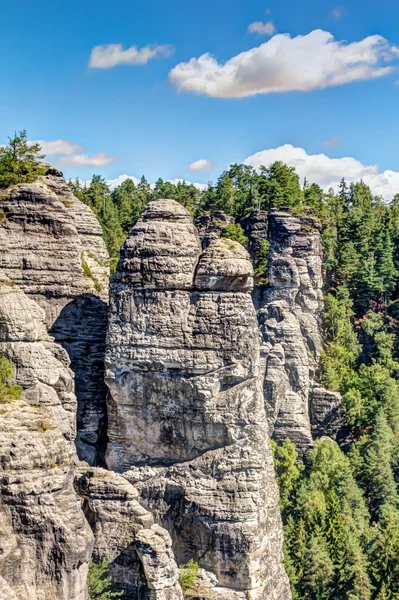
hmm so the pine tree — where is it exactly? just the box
[0,130,45,188]
[87,559,122,600]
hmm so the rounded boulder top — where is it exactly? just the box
[115,199,201,289]
[194,237,254,292]
[142,199,193,222]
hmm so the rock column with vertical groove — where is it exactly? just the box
[105,199,291,600]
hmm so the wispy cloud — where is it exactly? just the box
[186,159,214,172]
[32,139,117,168]
[33,139,84,156]
[324,136,342,148]
[89,43,174,69]
[169,29,399,98]
[58,151,117,167]
[248,20,276,36]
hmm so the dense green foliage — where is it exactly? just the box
[0,357,22,403]
[178,560,200,596]
[3,130,399,597]
[87,559,122,600]
[0,131,45,188]
[220,222,248,246]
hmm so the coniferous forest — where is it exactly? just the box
[70,163,399,600]
[2,134,399,598]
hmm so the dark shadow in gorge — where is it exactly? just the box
[50,294,109,466]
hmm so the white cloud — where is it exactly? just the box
[30,138,117,169]
[165,178,208,191]
[59,151,117,167]
[248,20,276,36]
[169,29,399,98]
[105,174,141,190]
[186,159,213,172]
[89,43,174,69]
[244,144,399,200]
[33,139,84,156]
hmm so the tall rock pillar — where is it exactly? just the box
[105,199,291,600]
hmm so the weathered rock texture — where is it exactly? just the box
[0,284,93,600]
[251,209,325,456]
[75,467,183,600]
[195,211,235,249]
[0,169,109,464]
[105,199,291,599]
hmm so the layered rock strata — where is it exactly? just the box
[251,209,325,455]
[0,169,109,464]
[195,210,235,249]
[75,468,183,600]
[105,199,291,599]
[0,284,93,600]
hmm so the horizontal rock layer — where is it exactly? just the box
[251,209,325,456]
[0,286,93,600]
[0,170,109,464]
[106,199,291,600]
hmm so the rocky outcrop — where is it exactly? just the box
[105,199,291,599]
[0,169,109,464]
[0,284,93,600]
[310,386,351,444]
[195,211,235,249]
[75,468,183,600]
[250,209,324,456]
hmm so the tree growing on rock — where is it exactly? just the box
[0,130,45,188]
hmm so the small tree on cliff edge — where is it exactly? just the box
[0,130,45,188]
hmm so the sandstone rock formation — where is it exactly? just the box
[0,169,109,464]
[75,468,183,600]
[0,284,93,600]
[195,211,235,249]
[249,209,324,455]
[105,199,291,599]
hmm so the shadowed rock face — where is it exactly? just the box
[0,285,93,600]
[0,169,109,464]
[249,210,325,456]
[75,468,184,600]
[105,199,291,600]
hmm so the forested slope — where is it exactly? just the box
[70,162,399,599]
[2,132,399,598]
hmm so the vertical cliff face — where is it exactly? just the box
[0,169,109,464]
[75,467,183,600]
[105,199,291,600]
[250,209,325,455]
[0,284,93,600]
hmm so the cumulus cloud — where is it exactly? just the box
[89,43,174,69]
[244,144,399,200]
[169,29,399,98]
[105,174,140,190]
[33,139,84,156]
[186,159,214,172]
[324,136,342,148]
[248,20,276,36]
[58,151,117,167]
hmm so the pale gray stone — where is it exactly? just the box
[105,199,291,599]
[0,169,109,464]
[0,287,93,600]
[75,467,183,600]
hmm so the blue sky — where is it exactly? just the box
[1,0,399,197]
